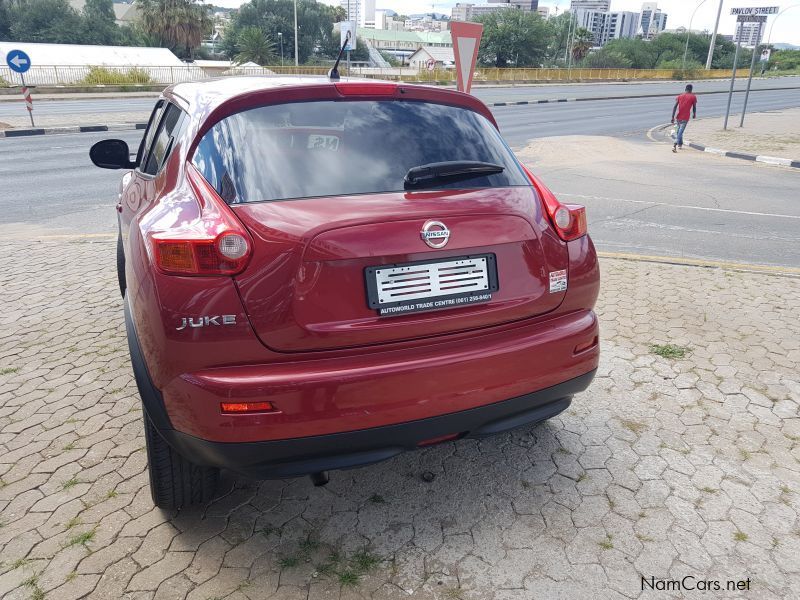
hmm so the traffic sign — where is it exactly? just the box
[737,15,767,23]
[426,58,436,72]
[340,21,356,52]
[5,49,31,74]
[730,6,779,16]
[450,21,483,94]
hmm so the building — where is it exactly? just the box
[487,0,539,9]
[734,21,765,48]
[340,0,376,28]
[569,0,610,11]
[357,28,452,62]
[408,46,455,70]
[573,9,607,46]
[606,11,639,43]
[451,2,516,21]
[638,2,667,39]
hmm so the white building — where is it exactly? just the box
[574,9,606,46]
[734,21,765,48]
[451,2,516,21]
[638,2,667,39]
[408,46,455,70]
[340,0,375,28]
[606,11,639,43]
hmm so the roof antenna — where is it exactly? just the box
[328,30,351,81]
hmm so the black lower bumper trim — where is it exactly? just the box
[159,370,595,479]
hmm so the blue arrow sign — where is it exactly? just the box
[6,49,32,74]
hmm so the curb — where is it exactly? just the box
[685,141,800,168]
[486,85,800,108]
[652,123,800,169]
[0,123,148,138]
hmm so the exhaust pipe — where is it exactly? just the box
[309,471,329,487]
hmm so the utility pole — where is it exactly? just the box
[705,0,724,69]
[294,0,299,67]
[723,36,741,130]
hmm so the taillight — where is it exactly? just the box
[149,164,252,276]
[523,166,587,242]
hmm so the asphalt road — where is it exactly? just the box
[1,76,799,118]
[1,85,798,268]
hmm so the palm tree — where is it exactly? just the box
[235,27,276,66]
[571,27,594,62]
[136,0,212,59]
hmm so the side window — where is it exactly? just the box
[142,103,186,176]
[136,100,165,167]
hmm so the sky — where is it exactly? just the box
[312,1,800,46]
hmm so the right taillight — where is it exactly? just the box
[523,166,587,242]
[147,164,252,276]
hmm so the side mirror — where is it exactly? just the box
[90,139,136,170]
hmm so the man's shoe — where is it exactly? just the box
[672,145,677,153]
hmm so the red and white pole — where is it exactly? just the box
[20,74,34,127]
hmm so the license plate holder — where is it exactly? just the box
[365,254,499,317]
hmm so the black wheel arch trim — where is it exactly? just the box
[124,294,173,431]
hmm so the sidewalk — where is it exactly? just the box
[685,107,800,162]
[1,235,799,599]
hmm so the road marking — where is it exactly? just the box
[598,251,800,276]
[558,192,800,220]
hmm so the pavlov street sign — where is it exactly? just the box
[730,7,779,16]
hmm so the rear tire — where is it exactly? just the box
[117,232,127,298]
[143,407,220,509]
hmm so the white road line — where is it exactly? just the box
[558,192,800,220]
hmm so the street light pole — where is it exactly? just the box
[683,0,708,71]
[278,32,284,67]
[705,0,724,69]
[294,0,299,68]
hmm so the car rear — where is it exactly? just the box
[125,80,599,506]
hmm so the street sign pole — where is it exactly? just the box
[723,38,741,131]
[739,20,763,128]
[20,73,34,127]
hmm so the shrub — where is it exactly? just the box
[581,49,633,69]
[659,58,703,80]
[78,66,152,85]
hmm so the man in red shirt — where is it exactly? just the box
[671,84,698,153]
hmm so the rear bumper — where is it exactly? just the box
[156,370,594,479]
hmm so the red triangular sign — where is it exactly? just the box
[450,21,483,94]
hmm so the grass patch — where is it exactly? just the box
[368,494,385,504]
[0,478,6,488]
[621,419,647,435]
[576,472,587,483]
[0,367,18,375]
[32,588,45,600]
[299,537,320,553]
[338,569,359,587]
[66,570,77,582]
[740,449,751,461]
[22,574,39,587]
[63,442,76,451]
[78,66,153,85]
[734,530,748,542]
[351,549,380,572]
[106,489,118,499]
[11,557,31,569]
[279,555,299,568]
[649,344,689,359]
[598,534,614,550]
[636,533,654,542]
[700,487,718,494]
[260,525,280,537]
[62,477,80,490]
[66,529,95,548]
[64,517,81,530]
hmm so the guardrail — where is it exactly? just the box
[0,65,750,87]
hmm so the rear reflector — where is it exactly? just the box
[220,401,275,414]
[574,336,599,354]
[417,433,462,447]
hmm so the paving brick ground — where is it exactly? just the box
[1,238,799,599]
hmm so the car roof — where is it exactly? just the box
[163,76,497,137]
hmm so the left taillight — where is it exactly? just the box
[523,166,587,242]
[149,164,252,276]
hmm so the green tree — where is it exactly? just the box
[136,0,212,58]
[571,27,593,62]
[581,48,632,69]
[546,12,574,65]
[476,9,549,67]
[234,26,276,64]
[8,0,84,43]
[82,0,122,45]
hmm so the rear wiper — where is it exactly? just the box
[404,161,504,190]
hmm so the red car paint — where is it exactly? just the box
[116,77,598,451]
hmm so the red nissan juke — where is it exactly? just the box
[90,77,600,509]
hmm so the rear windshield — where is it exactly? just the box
[191,99,529,204]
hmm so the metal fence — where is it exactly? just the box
[0,65,749,87]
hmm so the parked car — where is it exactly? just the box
[91,77,600,509]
